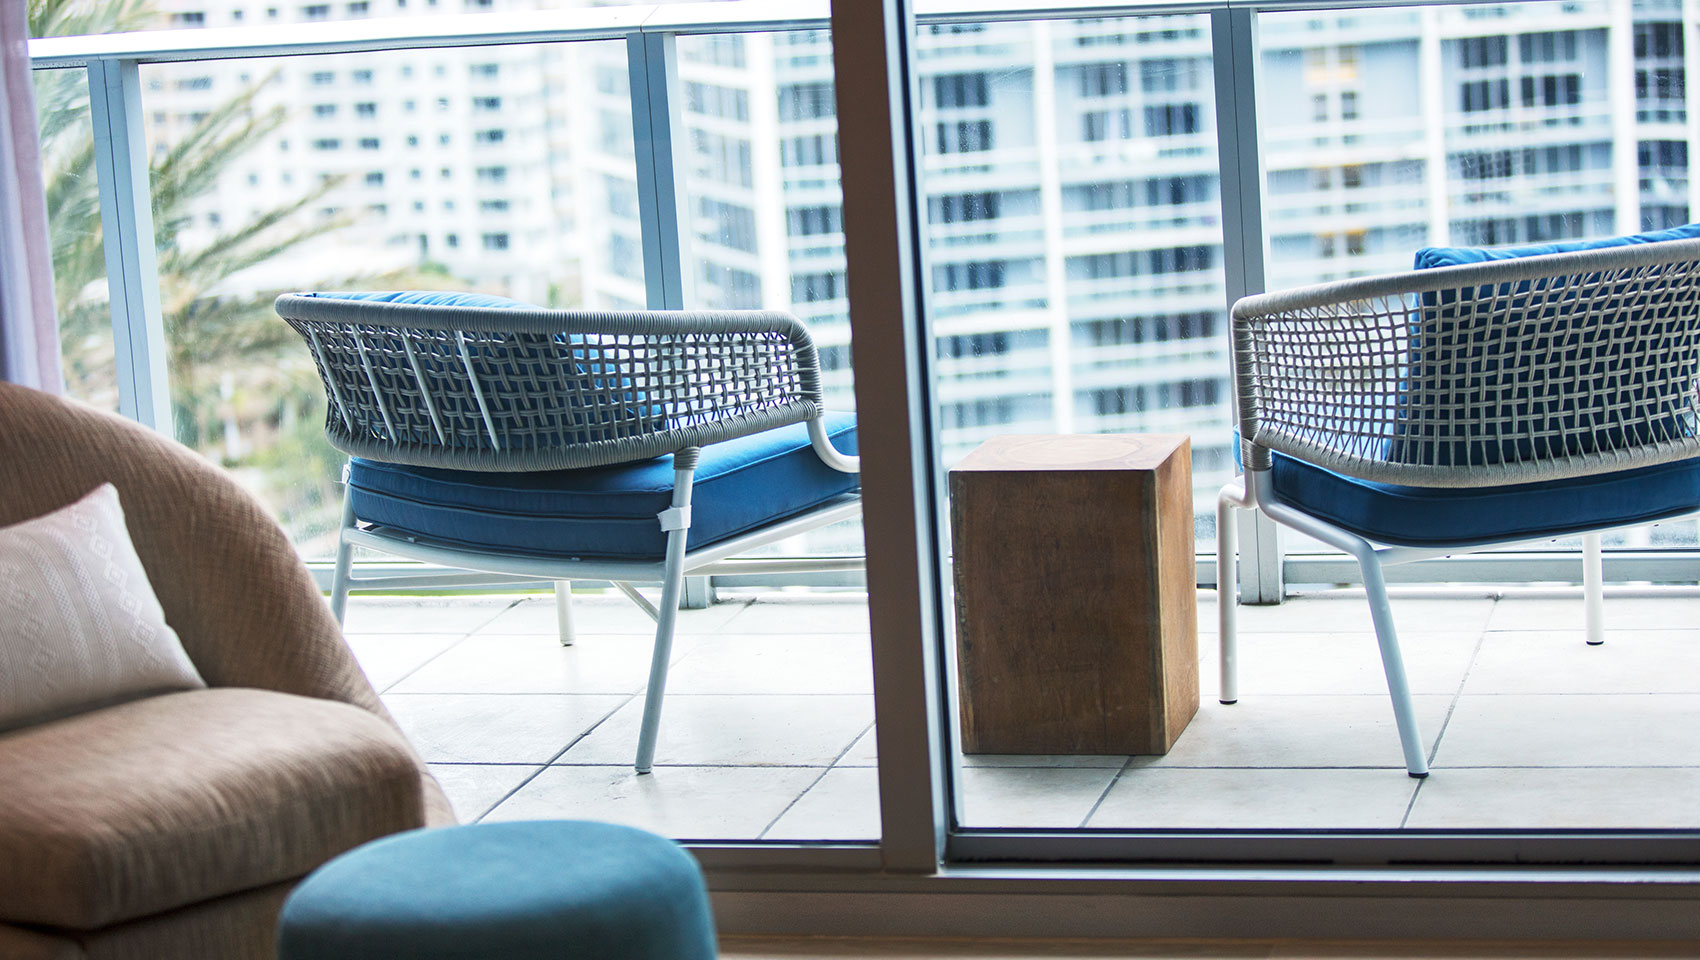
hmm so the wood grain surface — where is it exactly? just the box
[950,434,1198,755]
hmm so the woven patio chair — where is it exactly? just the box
[277,292,861,773]
[1217,234,1700,777]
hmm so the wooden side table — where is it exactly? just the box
[950,434,1198,755]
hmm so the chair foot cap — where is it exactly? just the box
[1218,698,1238,705]
[1408,771,1429,779]
[1585,639,1605,646]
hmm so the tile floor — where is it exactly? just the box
[344,587,1700,840]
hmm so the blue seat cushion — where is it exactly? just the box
[347,412,858,560]
[1270,449,1700,548]
[277,821,716,960]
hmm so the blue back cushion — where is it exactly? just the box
[1395,225,1700,467]
[301,290,534,308]
[302,291,656,451]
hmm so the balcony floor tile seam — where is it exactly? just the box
[544,762,839,770]
[756,720,877,840]
[1401,622,1493,826]
[1075,757,1138,829]
[465,694,639,822]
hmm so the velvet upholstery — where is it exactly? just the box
[278,821,718,960]
[347,412,859,559]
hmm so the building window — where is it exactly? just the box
[313,103,337,118]
[471,63,500,78]
[1460,78,1509,112]
[365,171,384,186]
[352,69,373,84]
[169,10,206,24]
[791,271,846,303]
[781,134,838,167]
[934,260,1008,290]
[930,192,1001,222]
[786,205,843,237]
[1078,63,1128,98]
[1520,74,1581,107]
[312,138,341,150]
[686,82,751,121]
[1143,103,1200,136]
[697,198,759,252]
[301,3,330,19]
[482,232,510,250]
[359,137,381,150]
[476,166,507,184]
[475,129,506,145]
[935,72,991,107]
[1459,35,1508,68]
[473,97,501,111]
[480,199,510,213]
[778,82,835,120]
[355,102,378,118]
[935,120,994,153]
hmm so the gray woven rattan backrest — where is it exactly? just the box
[276,295,825,471]
[1231,239,1700,488]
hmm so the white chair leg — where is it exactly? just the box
[1583,532,1605,646]
[1356,547,1429,778]
[1216,484,1241,705]
[554,580,575,647]
[634,457,698,775]
[329,479,356,626]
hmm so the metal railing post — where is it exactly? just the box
[1211,7,1283,604]
[627,30,693,310]
[87,57,171,432]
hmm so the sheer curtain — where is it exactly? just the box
[0,0,60,393]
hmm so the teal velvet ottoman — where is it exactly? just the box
[277,821,717,960]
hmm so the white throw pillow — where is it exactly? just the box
[0,483,205,732]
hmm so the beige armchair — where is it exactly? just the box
[0,382,453,960]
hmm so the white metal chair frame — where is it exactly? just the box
[277,295,861,773]
[1217,239,1700,777]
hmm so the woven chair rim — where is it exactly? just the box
[275,293,814,339]
[1230,237,1700,490]
[278,295,832,473]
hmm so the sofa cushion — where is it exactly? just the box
[346,412,859,560]
[0,688,427,931]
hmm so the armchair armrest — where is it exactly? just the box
[1231,238,1700,488]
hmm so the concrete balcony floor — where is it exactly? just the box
[344,587,1700,840]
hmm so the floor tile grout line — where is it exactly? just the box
[1076,756,1137,829]
[1402,609,1494,827]
[472,692,638,822]
[371,597,530,695]
[755,720,878,841]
